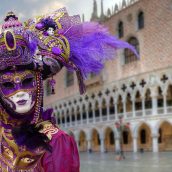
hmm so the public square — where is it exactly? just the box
[80,152,172,172]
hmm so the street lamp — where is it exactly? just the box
[115,115,130,160]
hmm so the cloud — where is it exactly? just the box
[31,0,67,17]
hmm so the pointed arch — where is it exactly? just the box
[158,121,172,151]
[104,127,115,152]
[79,130,87,152]
[91,128,100,152]
[137,123,152,151]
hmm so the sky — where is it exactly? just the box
[0,0,122,22]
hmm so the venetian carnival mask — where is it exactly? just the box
[0,70,37,114]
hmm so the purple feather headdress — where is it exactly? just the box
[32,8,139,94]
[65,22,138,78]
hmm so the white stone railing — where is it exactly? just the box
[95,117,100,122]
[109,114,115,120]
[83,119,87,124]
[60,106,172,128]
[145,109,152,116]
[126,112,133,118]
[167,106,172,113]
[102,116,107,121]
[136,110,142,117]
[158,107,164,114]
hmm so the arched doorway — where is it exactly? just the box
[138,123,152,151]
[122,128,132,151]
[79,131,87,152]
[91,129,100,152]
[104,127,115,152]
[158,121,172,151]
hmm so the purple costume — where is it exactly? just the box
[0,9,137,172]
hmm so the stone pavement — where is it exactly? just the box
[80,152,172,172]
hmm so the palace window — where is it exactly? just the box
[138,11,144,30]
[124,37,139,64]
[118,21,124,38]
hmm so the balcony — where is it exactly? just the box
[59,106,172,128]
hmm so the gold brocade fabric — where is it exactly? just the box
[0,121,58,172]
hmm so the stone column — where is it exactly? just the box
[69,110,72,126]
[87,140,92,152]
[80,108,83,125]
[86,104,89,124]
[93,104,96,123]
[87,133,92,152]
[114,102,118,120]
[100,137,105,153]
[74,109,77,126]
[122,99,126,119]
[99,101,103,122]
[142,96,145,116]
[107,100,110,121]
[64,111,67,127]
[132,97,136,118]
[163,93,167,114]
[152,135,159,153]
[151,87,158,115]
[133,137,138,153]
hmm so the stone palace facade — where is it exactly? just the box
[44,0,172,153]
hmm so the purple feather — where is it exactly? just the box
[64,22,139,78]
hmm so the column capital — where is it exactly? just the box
[115,136,120,140]
[133,136,138,139]
[150,87,158,98]
[152,134,159,138]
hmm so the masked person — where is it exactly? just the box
[0,9,138,172]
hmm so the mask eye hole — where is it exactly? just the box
[22,77,34,87]
[2,82,15,89]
